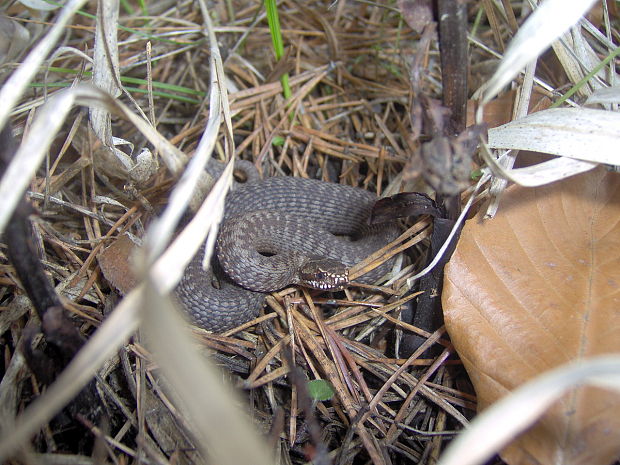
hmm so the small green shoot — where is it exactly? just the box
[470,169,483,181]
[265,0,292,100]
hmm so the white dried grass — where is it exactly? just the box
[438,355,620,465]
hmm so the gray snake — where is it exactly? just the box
[175,171,399,332]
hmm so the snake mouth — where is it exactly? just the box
[299,258,349,290]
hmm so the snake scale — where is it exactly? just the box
[175,168,399,332]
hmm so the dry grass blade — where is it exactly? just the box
[586,85,620,105]
[143,9,228,262]
[480,0,597,104]
[140,280,273,465]
[0,0,89,130]
[438,356,620,465]
[483,108,620,185]
[0,16,29,64]
[90,0,121,140]
[487,108,620,165]
[481,148,597,187]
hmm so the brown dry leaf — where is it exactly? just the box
[466,91,552,128]
[442,167,620,465]
[398,0,434,34]
[98,235,139,295]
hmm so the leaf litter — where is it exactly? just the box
[0,1,618,465]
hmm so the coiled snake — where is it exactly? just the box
[175,168,399,332]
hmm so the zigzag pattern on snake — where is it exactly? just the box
[175,175,399,332]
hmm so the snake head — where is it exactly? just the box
[299,258,349,290]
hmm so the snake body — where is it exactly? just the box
[176,176,399,332]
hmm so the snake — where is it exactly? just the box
[175,166,399,332]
